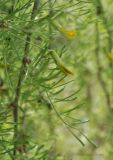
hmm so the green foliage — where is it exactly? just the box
[0,0,113,159]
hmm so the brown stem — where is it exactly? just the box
[95,20,112,110]
[11,0,39,157]
[96,0,113,95]
[96,0,112,51]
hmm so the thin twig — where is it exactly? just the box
[46,90,85,146]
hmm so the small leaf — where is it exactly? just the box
[62,103,85,114]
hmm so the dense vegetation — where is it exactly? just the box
[0,0,113,159]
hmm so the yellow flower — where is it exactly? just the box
[60,28,77,39]
[64,31,77,39]
[107,53,113,62]
[51,23,77,39]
